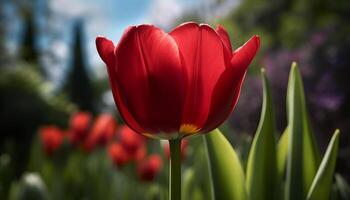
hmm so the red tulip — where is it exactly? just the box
[117,125,147,162]
[137,154,162,182]
[39,126,63,156]
[84,114,117,151]
[108,143,130,168]
[134,143,147,162]
[119,125,146,155]
[69,112,92,143]
[164,139,188,161]
[96,22,260,139]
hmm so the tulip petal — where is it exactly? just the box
[96,35,146,134]
[96,36,116,67]
[170,22,227,132]
[113,26,151,132]
[106,62,146,134]
[202,35,260,132]
[216,25,232,52]
[231,35,260,72]
[201,69,245,133]
[115,25,185,134]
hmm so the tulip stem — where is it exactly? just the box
[169,138,182,200]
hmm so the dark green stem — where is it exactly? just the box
[169,138,182,200]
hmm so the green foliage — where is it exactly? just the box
[335,174,350,200]
[0,65,75,184]
[183,137,213,200]
[0,154,13,199]
[285,62,321,200]
[182,169,204,200]
[0,65,76,128]
[204,62,343,200]
[25,134,167,200]
[227,0,350,48]
[277,127,288,178]
[9,173,49,200]
[285,62,307,199]
[182,168,205,200]
[246,69,278,200]
[307,130,340,200]
[205,129,247,200]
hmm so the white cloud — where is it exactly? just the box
[50,0,100,18]
[147,0,184,29]
[51,40,68,59]
[146,0,240,29]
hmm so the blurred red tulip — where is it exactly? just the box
[84,114,117,151]
[137,154,162,182]
[81,137,95,153]
[119,125,146,156]
[39,126,63,156]
[134,142,147,162]
[69,112,92,144]
[108,143,129,168]
[164,139,188,161]
[96,22,260,139]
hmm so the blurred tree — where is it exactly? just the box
[0,65,76,180]
[61,20,96,113]
[229,0,350,48]
[16,0,44,70]
[19,13,39,64]
[0,1,8,65]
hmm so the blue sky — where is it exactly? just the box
[2,0,239,85]
[1,0,238,85]
[51,0,203,42]
[49,0,207,78]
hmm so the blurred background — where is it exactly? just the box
[0,0,349,199]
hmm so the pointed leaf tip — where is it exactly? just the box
[307,129,340,200]
[246,69,278,200]
[285,62,321,200]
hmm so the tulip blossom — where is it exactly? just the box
[133,143,147,162]
[108,143,130,168]
[137,154,162,182]
[69,112,92,143]
[84,114,117,151]
[119,125,147,162]
[96,22,260,139]
[39,126,63,156]
[119,125,146,154]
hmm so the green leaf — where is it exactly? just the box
[285,62,305,200]
[188,138,214,200]
[183,169,195,200]
[303,113,321,192]
[277,127,289,178]
[246,68,278,200]
[285,62,321,200]
[307,130,340,200]
[204,129,247,200]
[181,168,203,200]
[335,174,350,200]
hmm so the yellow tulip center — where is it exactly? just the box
[180,124,200,135]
